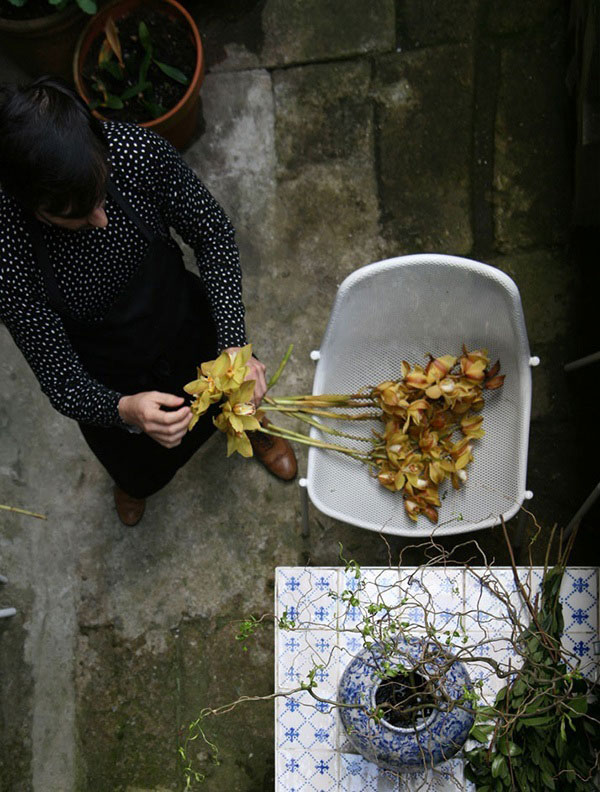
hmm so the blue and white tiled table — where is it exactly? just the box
[274,566,599,791]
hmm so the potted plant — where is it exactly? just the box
[464,525,600,791]
[0,0,97,81]
[178,526,599,789]
[73,0,204,150]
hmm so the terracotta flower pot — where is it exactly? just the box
[73,0,204,150]
[0,4,88,83]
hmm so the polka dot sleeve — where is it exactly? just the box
[141,129,247,352]
[0,122,248,428]
[0,245,123,426]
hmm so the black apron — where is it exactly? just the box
[26,181,219,499]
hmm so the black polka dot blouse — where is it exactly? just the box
[0,121,247,428]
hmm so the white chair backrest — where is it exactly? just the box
[306,254,534,537]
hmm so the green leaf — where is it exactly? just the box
[521,715,554,727]
[512,678,527,698]
[154,60,190,85]
[104,94,124,109]
[77,0,97,12]
[498,736,522,757]
[540,771,556,790]
[120,81,151,101]
[138,21,152,53]
[568,696,588,715]
[8,0,28,7]
[470,725,492,743]
[491,754,505,779]
[101,60,123,81]
[141,98,166,119]
[139,47,152,86]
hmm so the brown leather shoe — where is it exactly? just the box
[249,417,297,481]
[114,486,146,527]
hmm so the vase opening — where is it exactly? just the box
[374,669,435,730]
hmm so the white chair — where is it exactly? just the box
[303,254,538,537]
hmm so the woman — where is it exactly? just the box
[0,77,296,525]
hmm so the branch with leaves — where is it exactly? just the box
[178,524,599,790]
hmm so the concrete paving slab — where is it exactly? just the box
[373,46,474,255]
[396,0,478,50]
[273,60,372,176]
[487,0,564,35]
[494,28,570,252]
[197,0,396,72]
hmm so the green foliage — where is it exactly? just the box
[7,0,97,13]
[235,615,262,651]
[90,17,189,119]
[465,564,600,791]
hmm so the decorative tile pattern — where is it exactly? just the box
[279,750,339,791]
[396,567,464,633]
[560,569,598,634]
[277,568,339,629]
[275,567,599,790]
[340,753,398,791]
[400,758,465,791]
[277,629,340,696]
[561,632,600,680]
[277,690,338,752]
[463,567,542,634]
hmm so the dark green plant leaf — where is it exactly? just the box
[568,696,588,714]
[498,736,522,757]
[77,0,97,12]
[470,725,492,743]
[521,714,554,727]
[120,81,151,101]
[139,47,152,86]
[104,94,124,109]
[540,770,556,790]
[138,21,152,53]
[491,754,505,779]
[8,0,27,5]
[101,60,123,81]
[142,98,166,119]
[153,60,190,85]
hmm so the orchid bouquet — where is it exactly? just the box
[184,344,505,524]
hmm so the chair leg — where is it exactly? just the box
[299,478,310,539]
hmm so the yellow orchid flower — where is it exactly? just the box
[425,355,457,384]
[203,343,253,393]
[377,467,406,492]
[214,380,261,436]
[224,428,254,458]
[405,367,429,389]
[461,414,485,439]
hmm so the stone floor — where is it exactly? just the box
[0,1,598,790]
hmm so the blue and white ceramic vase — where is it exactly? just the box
[338,638,475,773]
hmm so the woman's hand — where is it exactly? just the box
[118,392,191,448]
[222,348,267,405]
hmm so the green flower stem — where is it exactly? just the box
[258,425,370,461]
[278,411,373,442]
[0,504,46,520]
[266,343,294,389]
[261,404,378,421]
[270,395,374,407]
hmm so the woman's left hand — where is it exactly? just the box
[222,348,268,406]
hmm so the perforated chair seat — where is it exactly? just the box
[306,254,535,537]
